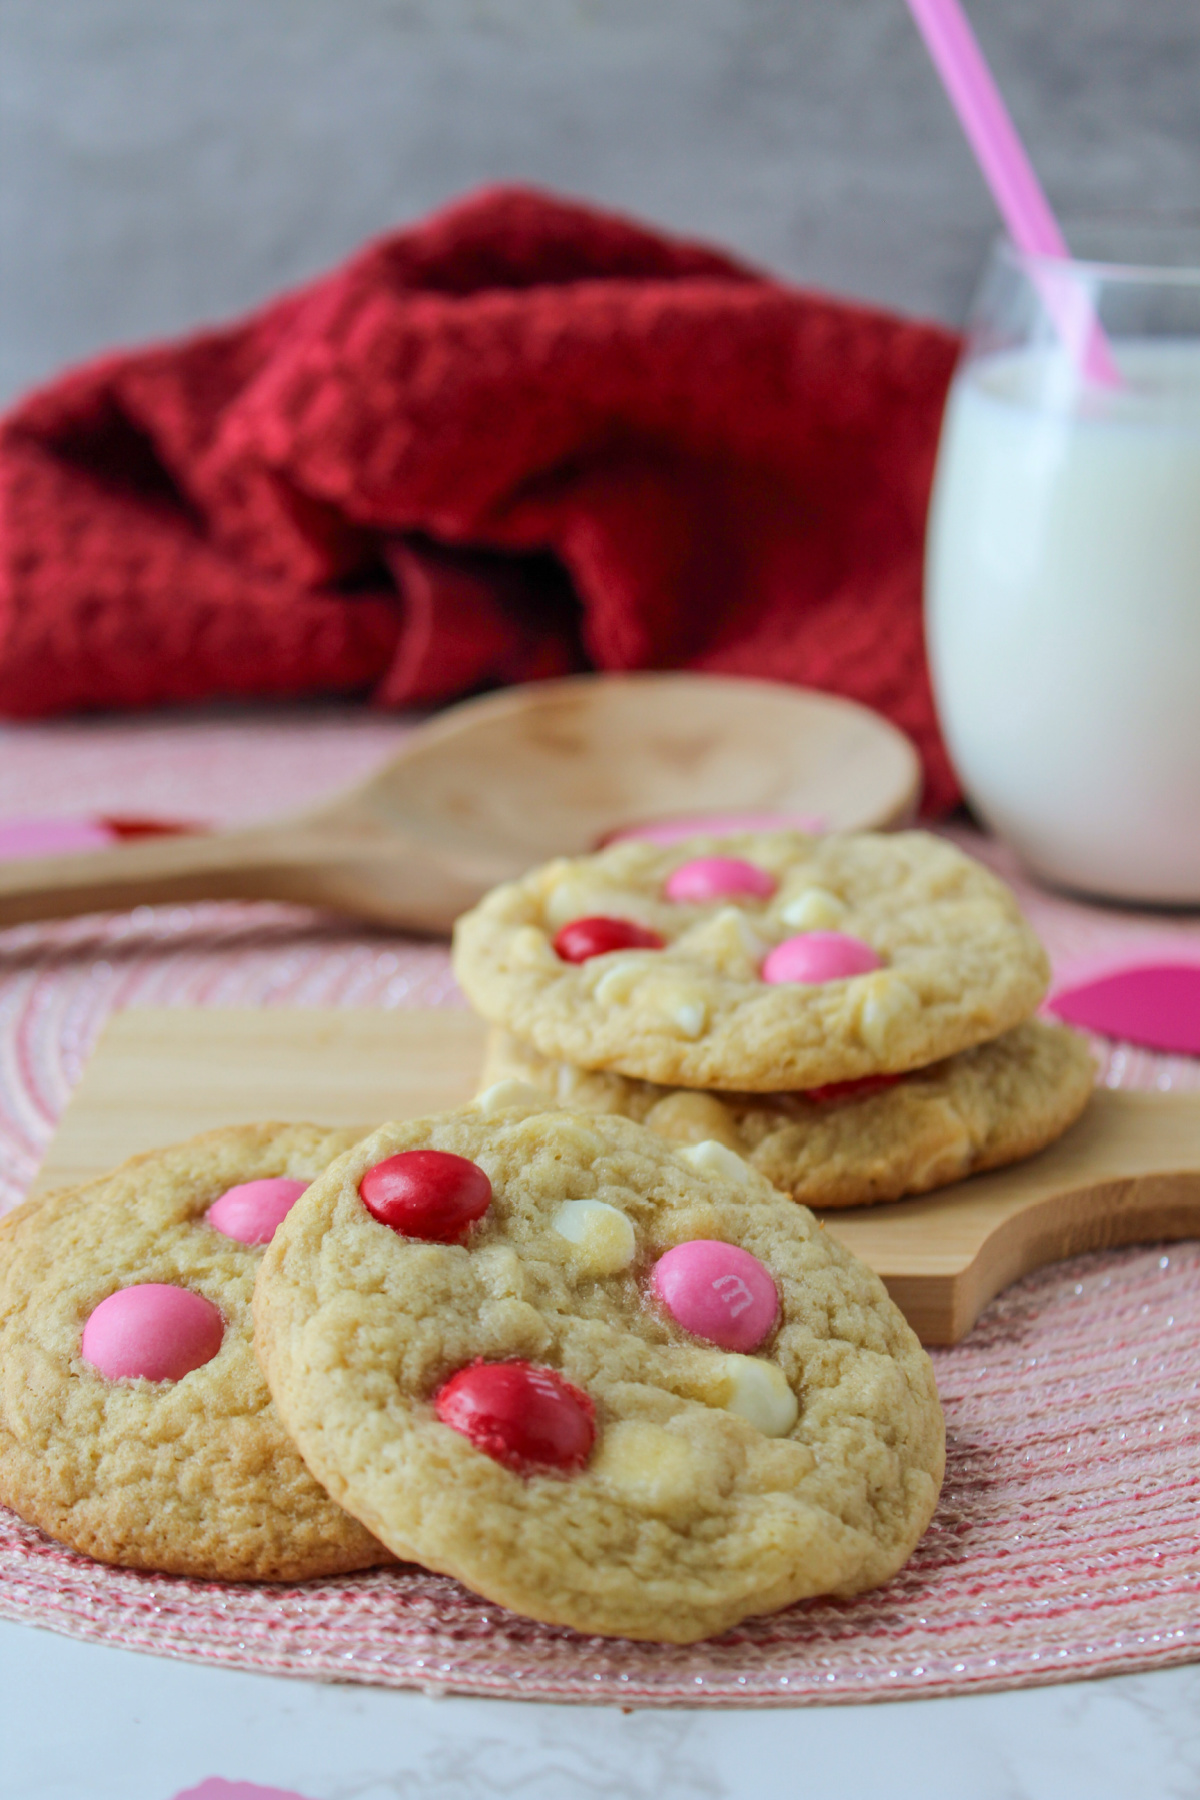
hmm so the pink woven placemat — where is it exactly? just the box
[0,708,1198,1706]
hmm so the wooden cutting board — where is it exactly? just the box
[28,1007,1200,1346]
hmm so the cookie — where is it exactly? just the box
[478,1018,1095,1210]
[255,1103,944,1642]
[451,831,1051,1091]
[0,1124,392,1581]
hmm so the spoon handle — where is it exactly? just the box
[0,823,481,935]
[0,825,316,927]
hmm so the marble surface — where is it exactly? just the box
[2,1617,1199,1800]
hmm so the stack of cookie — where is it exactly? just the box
[0,1102,945,1642]
[452,828,1095,1210]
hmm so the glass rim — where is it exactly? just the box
[994,215,1200,287]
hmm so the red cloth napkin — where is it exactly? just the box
[0,186,962,810]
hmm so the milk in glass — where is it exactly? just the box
[926,339,1200,900]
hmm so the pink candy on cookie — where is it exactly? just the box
[665,856,778,903]
[207,1178,308,1246]
[761,930,883,985]
[81,1284,224,1382]
[652,1241,779,1352]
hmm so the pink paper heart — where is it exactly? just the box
[172,1782,312,1800]
[0,817,117,859]
[0,814,196,861]
[1047,963,1200,1056]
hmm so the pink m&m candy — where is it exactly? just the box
[761,931,883,985]
[81,1284,224,1382]
[207,1177,308,1245]
[652,1241,779,1353]
[360,1149,492,1242]
[665,857,778,904]
[434,1359,596,1474]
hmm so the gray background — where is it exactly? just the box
[2,0,1197,406]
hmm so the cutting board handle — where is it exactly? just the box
[878,1167,1200,1345]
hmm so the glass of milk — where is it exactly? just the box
[926,224,1200,903]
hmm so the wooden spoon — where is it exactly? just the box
[0,673,920,935]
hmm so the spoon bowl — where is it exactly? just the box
[0,673,921,935]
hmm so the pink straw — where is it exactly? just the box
[906,0,1120,385]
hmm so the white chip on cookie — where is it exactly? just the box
[711,1354,799,1436]
[593,1420,704,1519]
[677,1138,753,1183]
[779,885,849,931]
[855,970,922,1054]
[552,1198,637,1275]
[472,1078,549,1116]
[592,956,655,1006]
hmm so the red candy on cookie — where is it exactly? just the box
[360,1150,492,1242]
[552,916,666,963]
[81,1284,224,1382]
[805,1072,903,1104]
[434,1359,596,1474]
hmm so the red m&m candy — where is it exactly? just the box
[359,1150,491,1242]
[552,917,666,963]
[434,1359,596,1474]
[805,1073,902,1105]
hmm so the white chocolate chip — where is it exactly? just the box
[510,925,559,970]
[855,971,920,1055]
[642,977,710,1038]
[676,906,767,979]
[472,1079,549,1117]
[543,878,598,931]
[532,858,572,896]
[644,1091,742,1149]
[551,1199,637,1275]
[712,1356,799,1437]
[672,1000,707,1038]
[593,957,653,1006]
[545,879,653,933]
[547,1119,607,1160]
[678,1139,753,1183]
[779,885,848,931]
[593,1420,702,1516]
